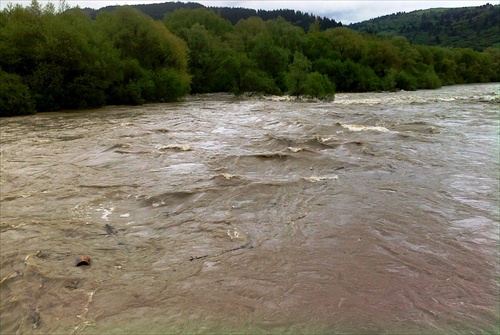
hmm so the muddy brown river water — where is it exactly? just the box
[1,84,499,334]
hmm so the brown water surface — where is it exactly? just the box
[1,84,499,334]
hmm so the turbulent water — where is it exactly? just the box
[1,84,499,334]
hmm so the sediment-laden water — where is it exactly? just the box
[1,84,499,334]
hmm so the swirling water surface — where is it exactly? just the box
[1,84,498,334]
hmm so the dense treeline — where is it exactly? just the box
[350,4,500,51]
[1,1,499,116]
[0,2,191,116]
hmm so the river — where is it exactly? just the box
[1,83,499,334]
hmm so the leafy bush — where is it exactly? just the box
[0,71,35,116]
[284,52,311,96]
[394,71,418,91]
[153,68,191,102]
[303,72,335,100]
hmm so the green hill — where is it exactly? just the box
[349,4,499,51]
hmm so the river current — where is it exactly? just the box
[1,84,499,334]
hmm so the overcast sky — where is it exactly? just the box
[0,0,494,24]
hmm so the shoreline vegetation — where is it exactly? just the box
[1,1,499,117]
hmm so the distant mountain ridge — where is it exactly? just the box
[81,1,342,31]
[349,4,499,51]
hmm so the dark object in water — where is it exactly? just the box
[105,224,118,235]
[76,256,91,266]
[189,243,253,261]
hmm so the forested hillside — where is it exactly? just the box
[86,1,341,32]
[1,1,499,116]
[349,4,499,51]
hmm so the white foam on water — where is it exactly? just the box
[341,124,390,132]
[95,206,115,221]
[287,147,304,152]
[302,175,339,182]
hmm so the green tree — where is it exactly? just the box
[39,10,119,109]
[303,72,335,100]
[248,34,290,87]
[96,7,188,72]
[284,52,311,96]
[361,38,401,77]
[429,46,458,85]
[303,31,340,62]
[170,23,227,93]
[265,17,305,52]
[95,7,190,102]
[164,9,235,93]
[317,59,381,92]
[233,16,267,51]
[325,27,367,62]
[164,8,233,37]
[0,2,123,111]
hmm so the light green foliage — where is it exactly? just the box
[96,7,189,72]
[325,27,367,62]
[265,17,305,52]
[284,52,312,97]
[233,16,267,50]
[164,8,233,37]
[303,72,335,100]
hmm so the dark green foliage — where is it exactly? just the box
[350,4,500,51]
[164,11,232,93]
[106,59,155,105]
[320,59,382,92]
[303,32,340,62]
[393,71,418,91]
[0,70,35,116]
[325,28,367,62]
[282,50,336,100]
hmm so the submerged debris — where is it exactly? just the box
[28,308,41,329]
[189,243,253,261]
[76,256,91,267]
[105,223,118,236]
